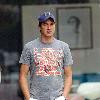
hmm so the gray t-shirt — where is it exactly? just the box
[19,38,73,100]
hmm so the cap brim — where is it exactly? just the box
[38,16,55,22]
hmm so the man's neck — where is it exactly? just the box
[40,36,54,44]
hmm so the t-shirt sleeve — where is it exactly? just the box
[63,43,73,67]
[19,44,31,67]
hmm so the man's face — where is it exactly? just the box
[39,19,55,37]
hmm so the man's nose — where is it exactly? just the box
[47,25,51,29]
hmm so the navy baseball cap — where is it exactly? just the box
[38,12,55,22]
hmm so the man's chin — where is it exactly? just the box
[46,34,53,37]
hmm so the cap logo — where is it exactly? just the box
[44,12,51,16]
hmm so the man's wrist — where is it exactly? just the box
[29,98,38,100]
[62,96,66,100]
[24,98,29,100]
[55,95,67,100]
[62,95,68,100]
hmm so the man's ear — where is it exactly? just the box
[38,26,41,30]
[38,26,42,33]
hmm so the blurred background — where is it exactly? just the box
[0,0,100,100]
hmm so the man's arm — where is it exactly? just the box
[63,66,72,99]
[19,64,30,100]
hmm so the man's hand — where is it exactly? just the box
[55,96,66,100]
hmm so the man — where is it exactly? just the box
[19,12,73,100]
